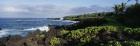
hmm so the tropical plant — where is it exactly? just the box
[50,37,60,46]
[122,41,140,46]
[113,3,126,15]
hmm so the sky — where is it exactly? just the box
[0,0,137,18]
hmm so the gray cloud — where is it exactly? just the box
[69,5,113,15]
[70,7,94,14]
[0,4,70,18]
[0,5,113,18]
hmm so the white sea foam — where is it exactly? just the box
[0,26,50,37]
[0,29,9,37]
[0,29,26,37]
[24,26,50,32]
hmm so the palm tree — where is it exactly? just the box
[113,3,126,15]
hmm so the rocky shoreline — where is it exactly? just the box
[0,27,60,46]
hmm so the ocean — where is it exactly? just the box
[0,18,76,37]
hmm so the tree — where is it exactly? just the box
[113,3,126,15]
[123,4,140,26]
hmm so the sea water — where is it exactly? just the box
[0,18,76,37]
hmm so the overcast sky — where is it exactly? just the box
[0,0,136,18]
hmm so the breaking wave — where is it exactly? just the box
[0,26,50,37]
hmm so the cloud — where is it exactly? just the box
[0,4,71,18]
[69,7,94,14]
[0,4,113,18]
[1,6,29,13]
[69,5,113,15]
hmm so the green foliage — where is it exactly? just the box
[35,32,46,39]
[122,41,140,46]
[113,41,122,46]
[60,30,69,36]
[59,26,140,46]
[66,26,117,39]
[113,3,126,15]
[50,37,60,46]
[80,36,91,43]
[67,30,85,39]
[124,28,140,34]
[63,13,99,21]
[104,41,122,46]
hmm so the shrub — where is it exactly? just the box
[50,37,60,46]
[122,41,140,46]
